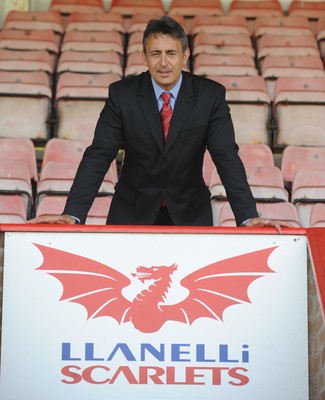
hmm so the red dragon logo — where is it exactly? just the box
[34,244,276,333]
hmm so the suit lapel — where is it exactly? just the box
[164,73,195,154]
[138,72,165,152]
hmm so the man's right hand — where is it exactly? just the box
[26,214,77,225]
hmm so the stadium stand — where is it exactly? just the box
[291,169,325,227]
[0,0,325,225]
[309,202,325,227]
[273,77,325,147]
[216,201,301,227]
[207,75,271,145]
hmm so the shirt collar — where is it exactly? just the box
[151,73,183,101]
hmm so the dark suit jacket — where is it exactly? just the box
[63,71,258,226]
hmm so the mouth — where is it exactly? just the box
[158,70,172,77]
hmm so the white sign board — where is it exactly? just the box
[0,231,308,400]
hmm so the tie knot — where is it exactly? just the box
[161,92,171,105]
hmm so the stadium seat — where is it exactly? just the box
[110,0,164,16]
[127,31,144,54]
[57,50,123,76]
[36,160,117,205]
[36,195,112,225]
[3,10,63,38]
[168,0,224,17]
[257,34,320,61]
[289,0,325,35]
[42,138,91,166]
[55,72,120,140]
[124,52,148,77]
[61,31,124,54]
[207,76,271,144]
[281,145,325,187]
[291,169,325,227]
[254,15,313,50]
[0,29,59,54]
[191,15,250,36]
[50,0,105,14]
[0,137,38,181]
[0,158,33,218]
[65,12,125,33]
[0,194,28,224]
[260,55,325,100]
[228,0,283,34]
[209,165,288,203]
[217,201,301,227]
[0,49,54,74]
[0,71,52,139]
[192,33,255,57]
[310,203,325,227]
[238,143,274,167]
[273,77,325,147]
[193,54,257,77]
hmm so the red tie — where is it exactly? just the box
[160,92,172,142]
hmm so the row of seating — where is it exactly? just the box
[0,137,324,227]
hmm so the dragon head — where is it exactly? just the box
[132,263,178,283]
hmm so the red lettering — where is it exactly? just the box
[185,367,205,385]
[109,366,138,384]
[228,367,249,386]
[61,365,82,384]
[139,366,165,384]
[82,365,111,384]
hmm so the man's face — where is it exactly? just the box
[143,33,190,91]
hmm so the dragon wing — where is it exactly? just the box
[161,246,277,325]
[34,244,132,324]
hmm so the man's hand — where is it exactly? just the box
[244,217,294,234]
[27,214,77,225]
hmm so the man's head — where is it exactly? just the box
[142,16,190,91]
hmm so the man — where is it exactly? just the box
[29,16,291,233]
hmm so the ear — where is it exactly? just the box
[183,47,190,65]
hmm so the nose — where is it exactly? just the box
[160,52,167,66]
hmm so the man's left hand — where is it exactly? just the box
[244,218,295,234]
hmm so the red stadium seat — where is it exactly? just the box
[193,54,257,77]
[61,31,124,54]
[291,169,325,227]
[50,0,105,14]
[57,51,123,76]
[55,72,120,140]
[208,76,271,144]
[193,33,255,57]
[217,201,301,227]
[192,15,250,36]
[273,77,325,147]
[36,195,112,225]
[110,0,164,16]
[281,145,325,186]
[310,203,325,227]
[65,12,125,33]
[0,195,28,223]
[0,137,38,181]
[168,0,224,17]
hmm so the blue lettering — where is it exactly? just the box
[196,344,216,362]
[219,345,239,363]
[61,343,81,361]
[141,343,165,361]
[85,343,105,361]
[171,344,191,362]
[107,343,136,361]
